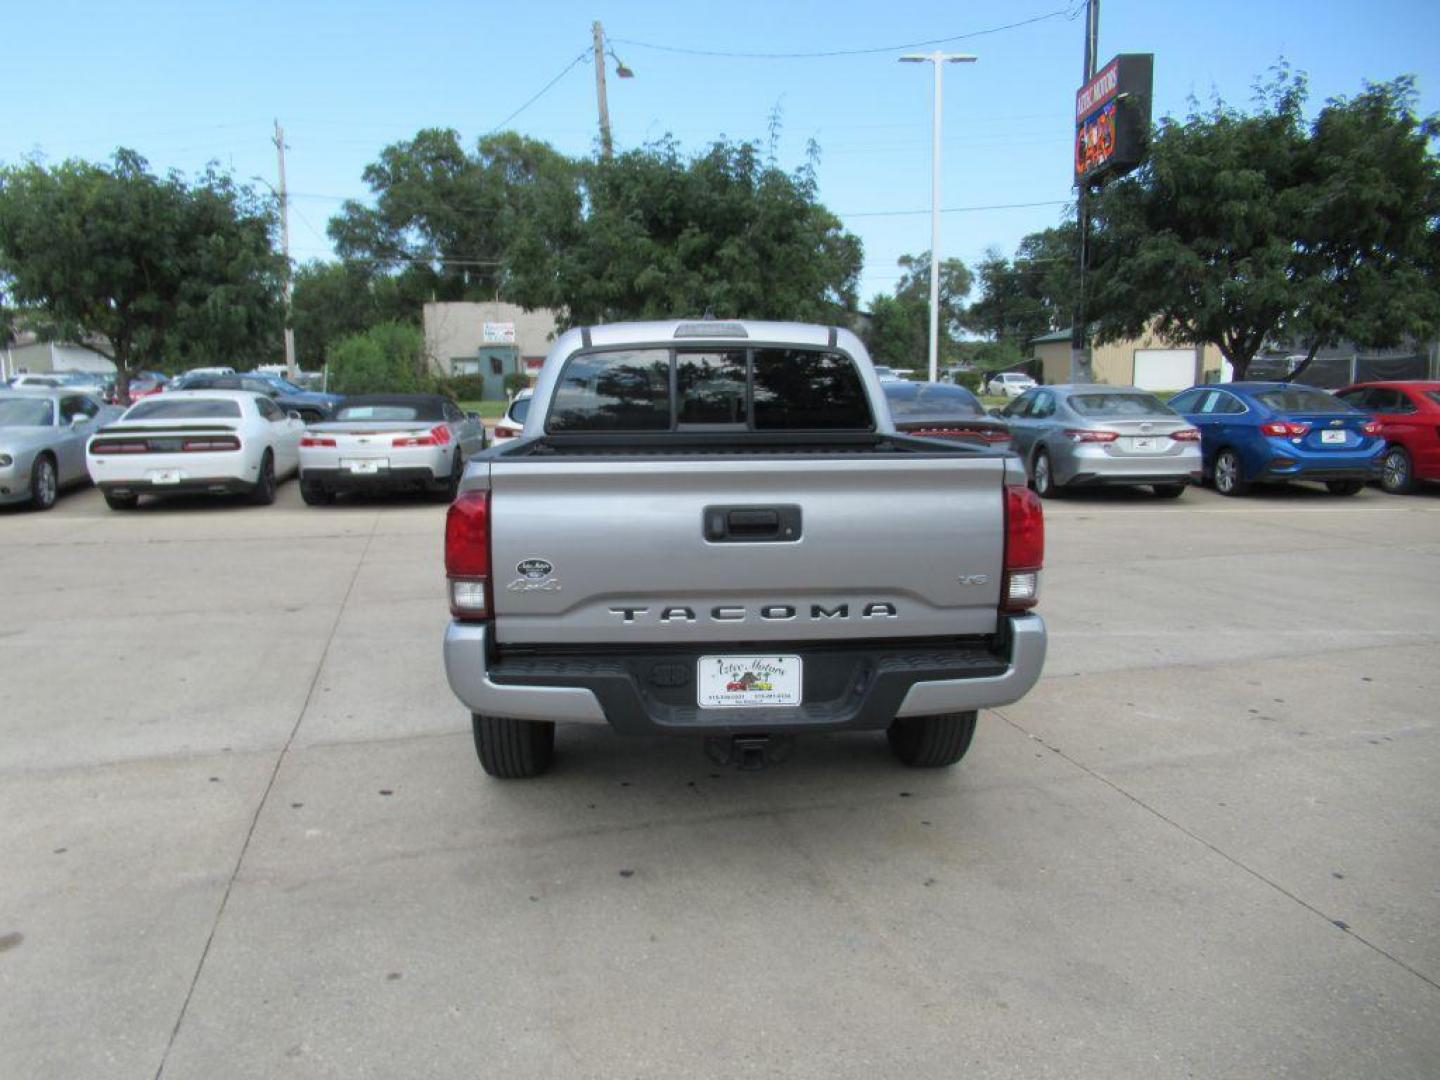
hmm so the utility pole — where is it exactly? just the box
[900,52,977,383]
[592,21,613,159]
[273,119,297,378]
[1070,0,1100,383]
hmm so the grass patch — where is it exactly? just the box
[458,400,508,418]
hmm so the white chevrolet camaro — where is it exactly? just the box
[86,390,304,509]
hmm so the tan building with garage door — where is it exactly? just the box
[1030,328,1222,391]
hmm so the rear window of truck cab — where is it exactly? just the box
[545,347,872,433]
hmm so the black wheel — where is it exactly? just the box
[248,450,277,505]
[1379,446,1413,495]
[1326,479,1365,496]
[433,451,463,502]
[1032,448,1063,498]
[102,490,139,511]
[1213,448,1249,496]
[28,454,58,511]
[1152,483,1187,499]
[472,714,555,778]
[300,478,334,506]
[886,711,978,768]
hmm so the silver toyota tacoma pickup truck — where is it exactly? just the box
[443,319,1046,777]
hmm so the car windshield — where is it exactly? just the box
[126,398,242,420]
[1068,392,1173,417]
[884,382,984,417]
[0,398,55,426]
[1253,387,1356,413]
[510,396,532,423]
[334,404,431,421]
[253,374,302,393]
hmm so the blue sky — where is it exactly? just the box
[5,0,1438,306]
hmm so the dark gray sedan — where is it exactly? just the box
[882,381,1011,451]
[998,384,1203,498]
[0,389,123,510]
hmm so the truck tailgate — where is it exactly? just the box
[488,455,1006,644]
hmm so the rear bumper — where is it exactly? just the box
[1255,460,1383,483]
[302,465,444,491]
[443,615,1047,734]
[1059,445,1202,487]
[99,477,253,496]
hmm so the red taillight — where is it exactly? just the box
[394,424,451,447]
[445,490,492,620]
[91,440,148,454]
[494,424,521,439]
[1360,420,1381,436]
[181,437,240,452]
[1062,429,1119,443]
[1002,483,1044,613]
[1260,421,1310,437]
[1170,428,1201,442]
[300,435,336,447]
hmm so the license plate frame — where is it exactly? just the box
[340,458,386,474]
[1320,430,1347,444]
[697,655,803,708]
[1128,436,1158,452]
[147,469,182,485]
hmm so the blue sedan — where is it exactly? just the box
[1168,382,1384,496]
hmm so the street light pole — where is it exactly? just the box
[272,120,297,379]
[900,52,977,384]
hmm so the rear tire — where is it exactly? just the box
[103,490,139,511]
[1032,449,1063,498]
[473,714,555,778]
[1213,449,1249,496]
[433,451,462,502]
[248,451,277,506]
[299,478,334,506]
[1152,483,1186,499]
[887,711,977,768]
[1379,446,1413,495]
[28,454,58,511]
[1326,479,1365,496]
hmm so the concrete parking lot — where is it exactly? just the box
[2,481,1438,1079]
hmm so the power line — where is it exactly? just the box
[610,7,1081,60]
[841,198,1070,218]
[486,50,591,135]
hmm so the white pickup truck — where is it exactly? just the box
[443,320,1046,777]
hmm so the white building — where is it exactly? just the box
[3,332,115,382]
[422,302,559,401]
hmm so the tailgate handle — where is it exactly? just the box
[704,505,802,543]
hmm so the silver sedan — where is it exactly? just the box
[0,389,123,510]
[998,384,1203,498]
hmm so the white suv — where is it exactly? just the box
[492,388,534,444]
[985,372,1038,398]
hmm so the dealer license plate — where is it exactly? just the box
[697,655,802,708]
[340,458,386,474]
[147,469,182,485]
[1321,430,1347,444]
[1127,437,1158,451]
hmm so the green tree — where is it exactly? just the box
[862,251,971,371]
[1283,77,1440,380]
[329,129,581,307]
[327,321,430,395]
[967,225,1078,349]
[0,150,283,397]
[290,260,412,366]
[556,138,861,325]
[1088,68,1440,380]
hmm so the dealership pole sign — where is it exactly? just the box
[1074,53,1153,185]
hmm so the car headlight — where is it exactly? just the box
[0,454,13,467]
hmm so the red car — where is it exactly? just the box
[1334,381,1440,494]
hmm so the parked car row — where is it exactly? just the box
[0,388,488,511]
[901,378,1437,500]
